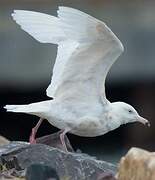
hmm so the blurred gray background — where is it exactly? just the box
[1,0,155,164]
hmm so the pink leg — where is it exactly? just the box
[29,118,44,144]
[60,129,70,152]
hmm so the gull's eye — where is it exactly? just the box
[128,110,133,113]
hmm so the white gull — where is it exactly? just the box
[4,6,150,151]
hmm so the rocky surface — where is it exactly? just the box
[0,141,116,180]
[26,164,59,180]
[1,138,155,179]
[117,147,155,180]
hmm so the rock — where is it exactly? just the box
[36,131,74,152]
[0,135,10,146]
[26,164,59,180]
[0,168,25,180]
[0,142,116,180]
[117,147,155,180]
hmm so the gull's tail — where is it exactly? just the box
[4,100,51,118]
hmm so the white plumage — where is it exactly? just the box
[5,7,149,149]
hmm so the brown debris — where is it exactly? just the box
[117,147,155,180]
[0,136,10,146]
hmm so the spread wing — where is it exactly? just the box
[12,6,124,104]
[11,10,65,44]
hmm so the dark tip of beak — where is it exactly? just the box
[145,121,150,127]
[138,116,150,127]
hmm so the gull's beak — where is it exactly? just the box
[137,116,150,127]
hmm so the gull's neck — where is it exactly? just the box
[107,102,125,124]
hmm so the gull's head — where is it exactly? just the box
[111,102,150,126]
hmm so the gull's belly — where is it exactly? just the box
[70,117,110,137]
[46,101,112,137]
[47,114,120,137]
[70,123,107,137]
[47,115,108,137]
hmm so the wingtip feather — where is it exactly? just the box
[4,105,16,112]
